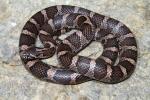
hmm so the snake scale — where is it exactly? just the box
[19,5,138,85]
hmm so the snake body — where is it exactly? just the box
[19,5,138,85]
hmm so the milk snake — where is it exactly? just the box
[19,5,138,85]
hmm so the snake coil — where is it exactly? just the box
[19,5,138,85]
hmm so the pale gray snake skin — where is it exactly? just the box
[19,5,138,85]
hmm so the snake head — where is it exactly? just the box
[20,50,38,60]
[19,47,39,60]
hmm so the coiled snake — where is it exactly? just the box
[19,5,138,85]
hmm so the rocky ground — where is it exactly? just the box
[0,0,150,100]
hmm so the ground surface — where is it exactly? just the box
[0,0,150,100]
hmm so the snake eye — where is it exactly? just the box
[101,39,106,44]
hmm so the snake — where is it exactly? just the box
[19,5,138,85]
